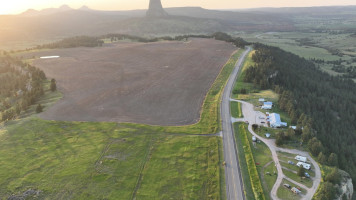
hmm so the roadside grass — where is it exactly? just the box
[277,178,306,200]
[0,118,223,199]
[232,51,257,99]
[233,123,255,200]
[231,101,243,118]
[234,123,266,200]
[123,49,244,135]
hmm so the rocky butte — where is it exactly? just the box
[146,0,168,17]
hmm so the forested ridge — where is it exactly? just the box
[244,43,356,192]
[0,53,46,121]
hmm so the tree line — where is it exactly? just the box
[0,55,48,121]
[24,32,249,51]
[243,43,356,197]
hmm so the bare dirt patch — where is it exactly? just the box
[30,38,236,125]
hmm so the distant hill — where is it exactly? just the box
[21,4,73,16]
[1,5,355,49]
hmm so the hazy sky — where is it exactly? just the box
[1,0,356,15]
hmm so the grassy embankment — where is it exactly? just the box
[233,123,267,200]
[0,49,245,199]
[231,101,243,118]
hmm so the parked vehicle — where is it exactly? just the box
[283,184,291,188]
[288,161,295,165]
[305,172,310,178]
[252,136,257,142]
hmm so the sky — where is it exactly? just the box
[1,0,356,15]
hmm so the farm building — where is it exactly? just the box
[261,101,273,110]
[267,113,287,128]
[295,155,307,162]
[297,162,311,170]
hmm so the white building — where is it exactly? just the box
[268,113,287,128]
[295,155,307,162]
[261,101,273,110]
[259,98,265,102]
[297,162,311,170]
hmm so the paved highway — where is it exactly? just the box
[221,47,251,200]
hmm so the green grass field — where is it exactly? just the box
[0,118,224,199]
[277,179,306,200]
[283,169,313,188]
[231,101,243,118]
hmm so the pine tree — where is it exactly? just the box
[318,152,327,164]
[328,153,338,167]
[50,79,57,92]
[36,104,43,113]
[297,165,305,177]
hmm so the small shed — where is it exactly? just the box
[265,133,271,138]
[259,98,265,102]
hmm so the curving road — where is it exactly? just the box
[232,99,321,200]
[221,47,251,200]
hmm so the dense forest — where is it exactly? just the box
[243,43,356,198]
[0,53,46,121]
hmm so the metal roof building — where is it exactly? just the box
[269,113,287,128]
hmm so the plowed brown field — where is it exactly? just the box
[31,38,236,125]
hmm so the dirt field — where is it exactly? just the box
[29,38,236,125]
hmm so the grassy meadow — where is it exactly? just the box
[0,118,223,199]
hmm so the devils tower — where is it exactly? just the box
[146,0,168,17]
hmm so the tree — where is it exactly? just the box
[286,128,295,139]
[325,168,341,184]
[328,153,338,167]
[297,165,305,177]
[50,79,57,92]
[308,137,323,156]
[252,124,259,131]
[318,152,327,164]
[240,88,247,94]
[315,182,336,200]
[275,132,285,146]
[301,126,312,143]
[36,104,43,113]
